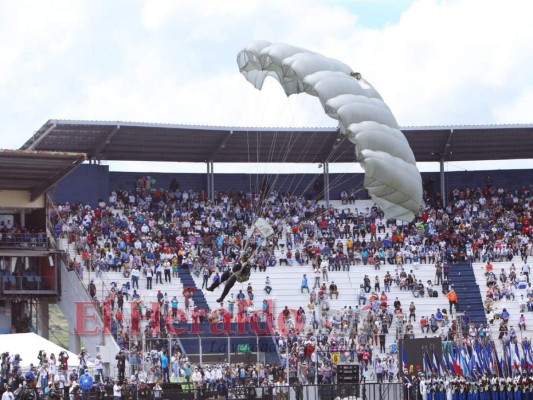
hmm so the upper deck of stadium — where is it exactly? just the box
[19,119,533,164]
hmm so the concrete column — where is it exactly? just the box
[69,320,81,354]
[323,162,330,208]
[440,159,446,208]
[19,211,25,229]
[206,160,215,202]
[38,301,49,340]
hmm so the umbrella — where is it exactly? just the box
[183,287,195,296]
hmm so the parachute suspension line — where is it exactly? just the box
[267,130,299,195]
[246,129,253,198]
[254,127,354,225]
[251,128,275,222]
[260,128,323,221]
[259,136,335,224]
[256,128,262,199]
[257,124,364,225]
[317,142,366,197]
[254,125,295,218]
[252,128,291,225]
[253,126,342,225]
[280,129,324,196]
[276,130,357,219]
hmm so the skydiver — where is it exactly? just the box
[206,253,252,303]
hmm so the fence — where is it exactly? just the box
[64,382,405,400]
[125,335,280,378]
[228,383,404,400]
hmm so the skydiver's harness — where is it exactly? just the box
[232,262,251,283]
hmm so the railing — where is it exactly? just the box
[0,232,47,249]
[1,274,54,292]
[56,382,404,400]
[47,198,122,356]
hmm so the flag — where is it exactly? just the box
[467,351,475,379]
[452,359,463,376]
[433,353,444,376]
[480,343,493,377]
[460,345,471,378]
[513,341,522,373]
[424,350,436,376]
[492,344,502,377]
[522,340,533,364]
[447,352,456,375]
[452,346,464,378]
[401,342,407,371]
[440,351,450,376]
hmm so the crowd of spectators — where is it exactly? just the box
[43,175,533,387]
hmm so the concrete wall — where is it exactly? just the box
[51,164,109,206]
[51,164,533,207]
[0,300,12,334]
[57,246,120,362]
[0,190,44,208]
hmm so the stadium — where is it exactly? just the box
[1,117,533,400]
[2,42,533,400]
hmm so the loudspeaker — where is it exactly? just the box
[337,364,360,398]
[337,364,359,383]
[404,333,414,339]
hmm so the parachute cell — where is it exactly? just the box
[237,40,423,222]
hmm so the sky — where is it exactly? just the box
[1,0,533,173]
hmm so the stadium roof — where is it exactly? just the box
[20,119,533,164]
[0,150,86,201]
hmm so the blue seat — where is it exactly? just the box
[35,276,43,289]
[26,276,34,289]
[8,276,17,290]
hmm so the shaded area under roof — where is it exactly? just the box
[0,150,86,201]
[20,119,533,164]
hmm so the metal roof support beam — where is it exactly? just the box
[209,130,233,160]
[323,161,330,208]
[440,129,454,161]
[206,160,215,202]
[440,159,446,208]
[27,122,57,151]
[30,155,87,201]
[321,129,345,209]
[438,129,454,208]
[92,125,120,160]
[323,127,345,164]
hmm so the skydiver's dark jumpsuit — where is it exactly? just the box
[207,262,251,303]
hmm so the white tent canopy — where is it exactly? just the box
[1,333,93,369]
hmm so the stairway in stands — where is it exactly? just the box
[177,266,210,311]
[447,262,487,325]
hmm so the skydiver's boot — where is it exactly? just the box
[206,282,218,292]
[208,270,232,292]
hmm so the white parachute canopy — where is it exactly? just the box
[237,41,422,222]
